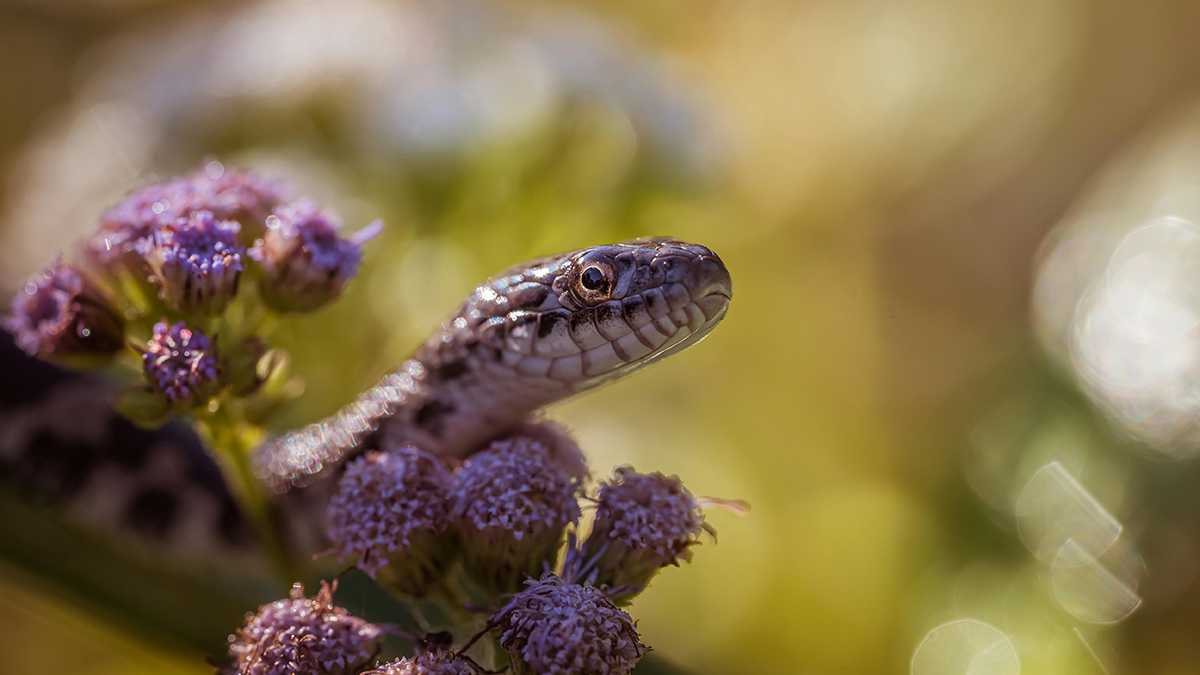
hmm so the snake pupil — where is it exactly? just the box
[581,266,608,291]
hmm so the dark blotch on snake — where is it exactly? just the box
[415,399,456,433]
[436,360,468,381]
[124,487,179,539]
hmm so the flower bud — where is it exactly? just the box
[326,445,454,596]
[224,336,270,396]
[89,180,194,270]
[88,164,282,269]
[251,201,381,312]
[566,467,708,603]
[491,574,646,675]
[226,580,382,675]
[4,261,124,365]
[144,210,244,315]
[450,436,581,595]
[193,161,285,237]
[141,320,220,407]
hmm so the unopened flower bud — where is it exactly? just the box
[252,201,381,312]
[89,179,195,270]
[226,580,382,675]
[89,164,282,273]
[224,336,270,396]
[144,210,244,314]
[141,321,220,407]
[5,261,124,365]
[491,574,646,675]
[193,161,286,237]
[566,467,708,603]
[326,445,454,596]
[450,436,581,595]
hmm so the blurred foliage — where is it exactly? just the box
[6,0,1200,674]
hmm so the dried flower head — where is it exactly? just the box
[226,581,382,675]
[5,261,124,363]
[567,467,708,602]
[362,651,475,675]
[492,575,646,675]
[326,445,454,595]
[450,436,581,594]
[251,200,381,312]
[141,320,220,406]
[143,210,244,314]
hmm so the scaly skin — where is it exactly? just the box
[254,238,732,491]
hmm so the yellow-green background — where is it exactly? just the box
[3,1,1200,673]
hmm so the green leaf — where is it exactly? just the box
[113,386,171,428]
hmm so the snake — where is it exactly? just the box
[0,237,730,565]
[254,237,732,491]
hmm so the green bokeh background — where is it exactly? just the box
[4,1,1200,673]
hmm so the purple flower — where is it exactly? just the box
[194,161,286,233]
[87,163,283,268]
[565,467,708,603]
[362,651,475,675]
[326,445,454,595]
[450,436,581,594]
[492,575,646,675]
[143,210,244,314]
[89,178,199,268]
[5,261,124,363]
[226,581,382,675]
[141,320,220,406]
[507,419,590,480]
[251,200,381,312]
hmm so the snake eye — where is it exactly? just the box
[581,266,607,291]
[572,258,615,304]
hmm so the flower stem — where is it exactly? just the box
[198,401,294,581]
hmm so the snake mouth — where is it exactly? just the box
[697,288,732,323]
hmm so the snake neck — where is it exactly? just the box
[377,322,574,457]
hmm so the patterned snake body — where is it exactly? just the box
[255,238,732,490]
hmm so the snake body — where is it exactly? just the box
[255,238,732,490]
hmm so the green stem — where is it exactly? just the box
[197,402,294,582]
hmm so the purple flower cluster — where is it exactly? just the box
[567,467,708,601]
[90,163,283,267]
[85,163,377,318]
[450,436,582,593]
[492,575,646,675]
[5,261,123,362]
[226,581,382,675]
[141,321,220,406]
[326,445,454,593]
[252,200,382,312]
[5,162,386,412]
[276,425,725,671]
[143,210,244,314]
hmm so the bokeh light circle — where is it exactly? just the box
[911,619,1020,675]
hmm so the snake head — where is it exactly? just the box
[257,238,732,490]
[456,237,732,390]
